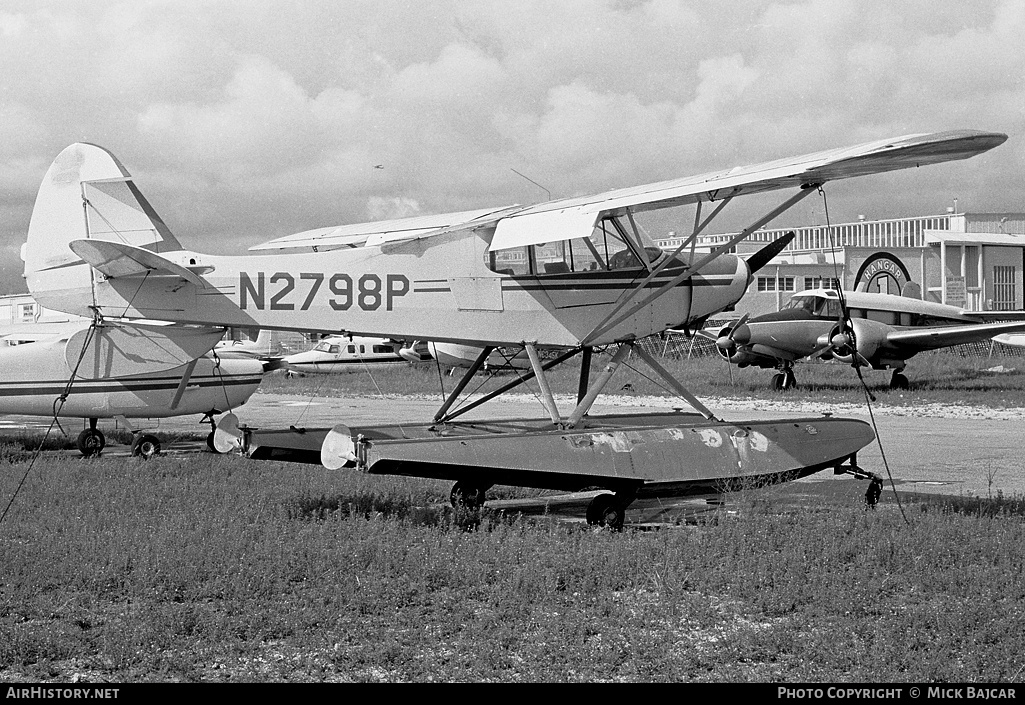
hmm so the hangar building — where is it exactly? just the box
[657,211,1025,319]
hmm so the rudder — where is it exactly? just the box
[22,143,183,316]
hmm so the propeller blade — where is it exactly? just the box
[728,313,750,337]
[744,231,796,275]
[716,313,751,352]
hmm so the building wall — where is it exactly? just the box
[981,246,1024,311]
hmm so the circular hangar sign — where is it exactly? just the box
[854,252,911,294]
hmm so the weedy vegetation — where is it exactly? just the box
[1,348,1024,682]
[1,453,1024,683]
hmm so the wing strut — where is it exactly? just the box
[524,343,561,424]
[433,347,582,424]
[581,185,819,346]
[630,344,718,421]
[564,344,633,428]
[432,345,495,422]
[169,358,199,411]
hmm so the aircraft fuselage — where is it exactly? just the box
[34,228,751,348]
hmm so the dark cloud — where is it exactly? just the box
[0,0,1022,276]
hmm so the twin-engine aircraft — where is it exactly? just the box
[21,131,1006,526]
[711,288,1025,390]
[281,335,417,376]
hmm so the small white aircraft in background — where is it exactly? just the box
[281,335,419,376]
[711,288,1025,390]
[0,322,263,457]
[214,329,284,362]
[419,341,558,372]
[20,131,1006,526]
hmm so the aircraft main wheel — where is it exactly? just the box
[890,372,909,390]
[206,430,220,453]
[450,481,486,510]
[76,428,105,457]
[782,370,798,390]
[771,373,785,392]
[586,494,625,531]
[131,434,161,459]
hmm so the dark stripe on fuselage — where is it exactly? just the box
[0,376,261,397]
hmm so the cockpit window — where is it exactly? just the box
[783,296,842,318]
[783,296,818,313]
[487,215,665,275]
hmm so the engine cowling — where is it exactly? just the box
[816,318,888,367]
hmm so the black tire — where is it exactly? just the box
[586,494,625,531]
[76,428,105,457]
[206,430,219,453]
[771,373,785,392]
[450,481,486,510]
[131,434,161,459]
[890,373,909,390]
[782,370,798,390]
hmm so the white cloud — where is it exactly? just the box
[0,0,1021,274]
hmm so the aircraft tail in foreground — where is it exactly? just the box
[22,143,186,317]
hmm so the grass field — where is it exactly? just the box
[261,346,1025,408]
[1,349,1024,683]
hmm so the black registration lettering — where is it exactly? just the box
[386,274,409,310]
[239,271,409,312]
[239,272,264,310]
[269,273,295,310]
[329,274,352,311]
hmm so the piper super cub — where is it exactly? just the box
[22,131,1006,527]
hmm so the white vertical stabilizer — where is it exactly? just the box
[23,143,182,315]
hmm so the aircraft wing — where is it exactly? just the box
[247,130,1005,255]
[248,205,520,252]
[490,130,1006,250]
[885,320,1025,353]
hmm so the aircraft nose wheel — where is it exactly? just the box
[75,428,105,457]
[586,493,626,531]
[450,481,487,510]
[131,433,161,459]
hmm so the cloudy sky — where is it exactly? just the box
[1,0,1023,294]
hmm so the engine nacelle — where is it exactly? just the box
[820,318,889,367]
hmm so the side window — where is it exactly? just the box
[347,345,356,354]
[490,246,531,275]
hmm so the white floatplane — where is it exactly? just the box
[21,131,1007,525]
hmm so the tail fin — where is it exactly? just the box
[23,143,182,316]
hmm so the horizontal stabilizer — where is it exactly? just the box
[69,239,208,287]
[65,322,225,380]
